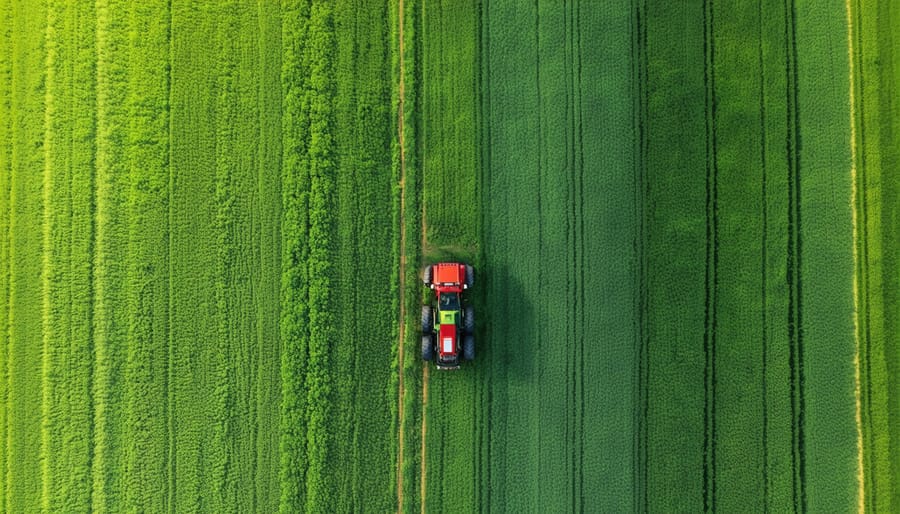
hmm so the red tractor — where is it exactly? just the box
[421,262,475,370]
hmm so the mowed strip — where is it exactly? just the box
[418,0,640,511]
[420,0,479,511]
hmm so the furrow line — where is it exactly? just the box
[756,0,770,508]
[782,0,801,508]
[575,0,586,509]
[787,1,806,508]
[709,1,720,509]
[701,0,715,509]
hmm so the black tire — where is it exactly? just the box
[421,305,433,334]
[464,264,474,289]
[423,265,433,287]
[462,334,475,361]
[464,305,475,334]
[422,334,434,361]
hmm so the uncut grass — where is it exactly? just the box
[122,0,169,509]
[7,1,47,511]
[279,0,312,510]
[0,0,10,506]
[93,1,132,509]
[41,1,98,511]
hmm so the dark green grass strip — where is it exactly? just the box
[470,1,640,511]
[576,0,640,511]
[701,1,718,509]
[709,0,770,511]
[783,4,805,510]
[794,0,858,511]
[644,1,708,510]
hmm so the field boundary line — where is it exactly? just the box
[846,0,864,510]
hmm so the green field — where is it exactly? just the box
[1,0,899,512]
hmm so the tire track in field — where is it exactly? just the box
[575,1,586,509]
[783,0,806,508]
[846,0,866,509]
[701,0,719,510]
[632,0,649,509]
[755,0,770,508]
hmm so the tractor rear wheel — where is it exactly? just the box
[422,334,434,361]
[464,305,475,334]
[464,264,474,288]
[421,305,433,334]
[423,265,433,287]
[462,334,475,361]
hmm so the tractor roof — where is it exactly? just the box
[435,263,463,285]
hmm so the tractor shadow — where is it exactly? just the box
[474,262,536,384]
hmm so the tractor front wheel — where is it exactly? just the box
[464,305,475,334]
[422,335,434,361]
[421,305,433,334]
[462,334,475,361]
[464,264,474,288]
[423,265,433,287]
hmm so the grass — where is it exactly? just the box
[1,1,898,512]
